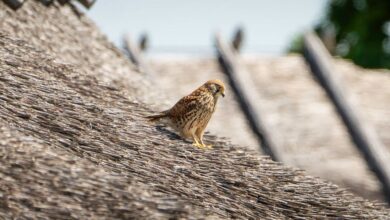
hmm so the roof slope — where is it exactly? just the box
[335,60,390,148]
[0,0,156,103]
[1,32,389,219]
[243,56,386,201]
[149,56,386,201]
[0,126,209,219]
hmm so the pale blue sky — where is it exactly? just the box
[87,0,328,55]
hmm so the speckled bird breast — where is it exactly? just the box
[174,94,215,130]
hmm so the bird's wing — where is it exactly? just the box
[168,95,200,117]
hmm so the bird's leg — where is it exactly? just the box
[191,134,204,149]
[196,129,212,149]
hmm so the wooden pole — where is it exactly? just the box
[214,34,281,161]
[3,0,24,10]
[231,26,244,52]
[139,33,149,52]
[39,0,54,6]
[122,34,150,74]
[57,0,70,5]
[303,31,390,203]
[77,0,96,9]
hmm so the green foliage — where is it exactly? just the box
[287,34,304,54]
[289,0,390,69]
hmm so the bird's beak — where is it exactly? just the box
[221,91,225,97]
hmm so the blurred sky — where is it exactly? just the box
[87,0,328,55]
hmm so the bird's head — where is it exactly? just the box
[204,79,225,98]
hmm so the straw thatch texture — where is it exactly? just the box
[243,55,386,201]
[0,0,157,103]
[149,55,388,202]
[335,60,390,148]
[0,127,210,220]
[1,32,390,219]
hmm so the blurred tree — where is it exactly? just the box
[287,34,304,54]
[288,0,390,69]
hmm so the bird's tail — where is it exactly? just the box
[145,112,168,122]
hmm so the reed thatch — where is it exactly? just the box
[334,60,390,149]
[243,56,388,201]
[148,56,388,201]
[1,0,390,218]
[1,29,389,219]
[0,0,157,103]
[0,126,210,220]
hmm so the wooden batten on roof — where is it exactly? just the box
[303,31,390,203]
[123,33,151,74]
[215,32,281,161]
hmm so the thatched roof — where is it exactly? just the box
[1,27,389,219]
[0,126,209,219]
[243,56,389,201]
[149,56,388,201]
[334,60,390,148]
[1,0,389,218]
[0,0,156,103]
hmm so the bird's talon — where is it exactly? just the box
[192,142,204,149]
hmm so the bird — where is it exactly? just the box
[146,79,225,149]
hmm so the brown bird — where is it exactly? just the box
[146,80,226,149]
